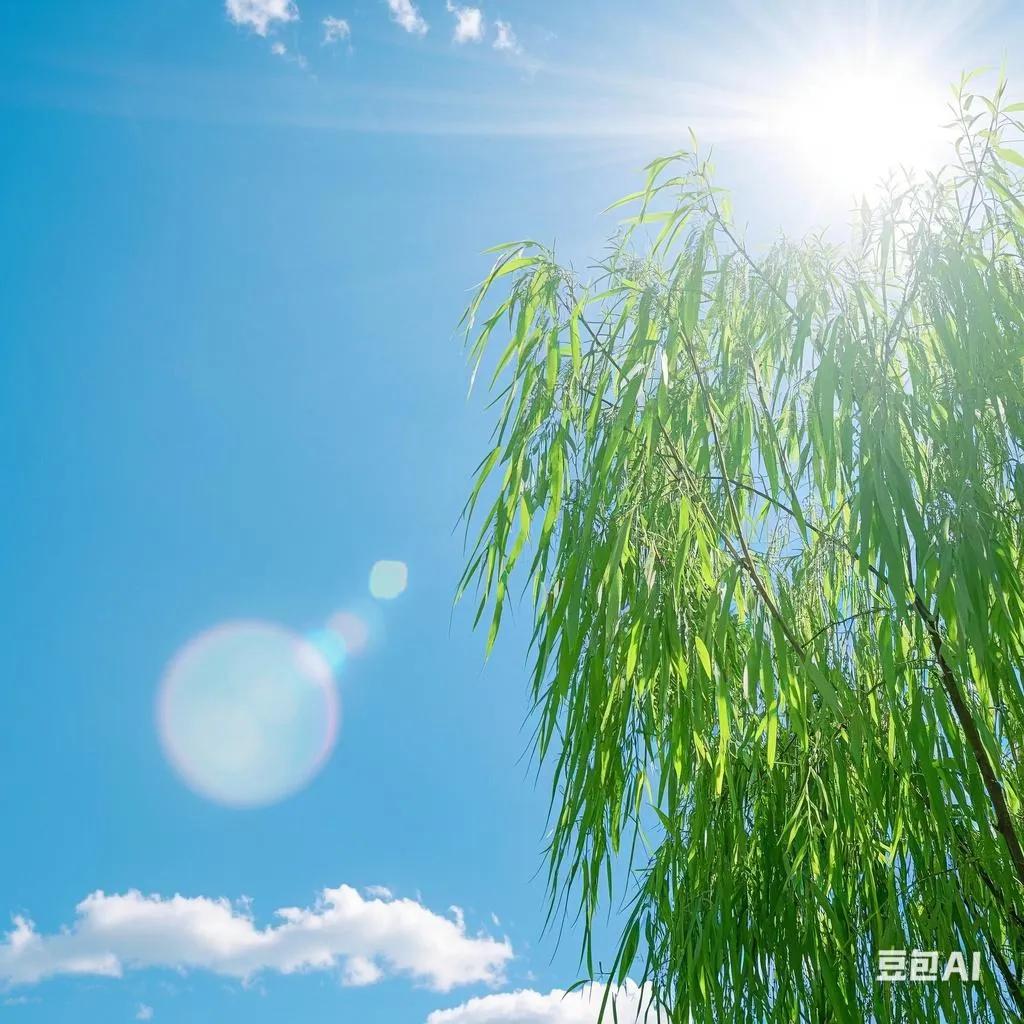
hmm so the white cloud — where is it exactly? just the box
[446,2,484,43]
[225,0,299,36]
[0,885,512,994]
[342,955,383,987]
[363,885,393,900]
[492,20,519,54]
[427,981,654,1024]
[136,1005,154,1021]
[269,40,308,68]
[386,0,429,35]
[322,16,352,44]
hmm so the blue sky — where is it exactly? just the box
[2,1,1024,1022]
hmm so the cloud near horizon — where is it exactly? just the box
[426,981,655,1024]
[0,885,511,993]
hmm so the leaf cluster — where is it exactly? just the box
[460,72,1024,1023]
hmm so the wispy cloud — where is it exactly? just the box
[386,0,429,35]
[427,981,655,1023]
[492,20,520,54]
[225,0,299,36]
[322,15,352,45]
[135,1005,154,1021]
[270,40,308,68]
[0,885,512,993]
[446,3,484,44]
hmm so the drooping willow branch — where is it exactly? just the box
[460,73,1024,1024]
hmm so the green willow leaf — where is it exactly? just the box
[459,76,1024,1024]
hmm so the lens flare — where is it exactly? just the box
[157,621,340,807]
[369,560,408,600]
[308,609,375,674]
[306,627,350,675]
[327,610,370,656]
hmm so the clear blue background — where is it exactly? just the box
[1,1,1022,1020]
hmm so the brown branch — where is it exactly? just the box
[914,592,1024,889]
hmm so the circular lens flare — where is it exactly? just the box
[158,621,340,807]
[328,610,371,656]
[369,560,408,600]
[306,627,350,675]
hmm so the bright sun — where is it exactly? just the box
[774,59,947,197]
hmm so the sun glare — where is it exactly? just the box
[774,59,947,197]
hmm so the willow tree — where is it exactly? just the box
[459,73,1024,1023]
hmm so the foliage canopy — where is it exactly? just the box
[460,74,1024,1022]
